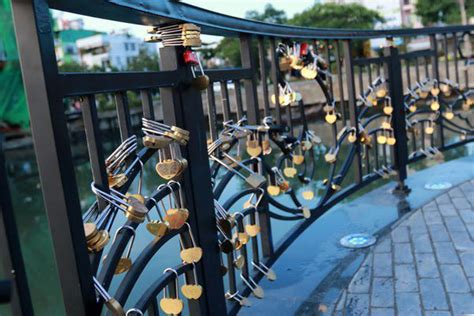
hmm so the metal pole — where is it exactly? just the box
[240,34,274,257]
[159,46,227,315]
[11,0,97,314]
[342,40,363,183]
[384,45,410,193]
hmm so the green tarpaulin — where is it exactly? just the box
[0,0,29,128]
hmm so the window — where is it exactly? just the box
[124,43,129,51]
[130,43,136,51]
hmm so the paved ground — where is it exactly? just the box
[334,180,474,316]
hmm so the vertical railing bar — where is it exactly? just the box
[358,65,364,97]
[140,90,155,120]
[81,94,109,210]
[364,144,370,175]
[269,38,282,124]
[335,40,346,123]
[220,81,231,122]
[286,104,294,137]
[430,34,444,148]
[11,1,97,313]
[0,136,34,316]
[114,91,132,142]
[453,32,460,83]
[206,83,218,141]
[405,58,412,88]
[226,253,237,294]
[443,33,450,80]
[325,40,334,97]
[367,63,373,85]
[374,140,380,170]
[233,80,244,119]
[376,62,381,77]
[421,122,426,150]
[159,47,226,315]
[384,44,409,191]
[258,36,270,117]
[424,56,429,79]
[343,40,363,183]
[240,34,274,257]
[415,57,420,83]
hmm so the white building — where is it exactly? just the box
[76,33,157,70]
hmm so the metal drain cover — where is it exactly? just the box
[340,233,377,249]
[424,182,452,190]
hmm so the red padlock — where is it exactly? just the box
[300,42,308,57]
[183,49,199,65]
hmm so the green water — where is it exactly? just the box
[2,120,471,315]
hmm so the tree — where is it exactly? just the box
[213,4,286,67]
[289,3,384,29]
[126,48,160,71]
[415,0,473,26]
[246,4,288,24]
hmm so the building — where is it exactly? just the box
[399,0,423,28]
[76,33,157,70]
[55,29,103,64]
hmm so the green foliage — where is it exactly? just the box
[246,4,288,24]
[289,3,384,29]
[127,49,160,71]
[213,4,285,67]
[415,0,473,25]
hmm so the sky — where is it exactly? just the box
[53,1,319,37]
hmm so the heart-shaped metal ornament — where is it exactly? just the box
[115,258,132,274]
[431,87,440,96]
[324,153,337,163]
[165,208,189,229]
[192,75,210,91]
[430,101,440,111]
[246,146,262,157]
[156,159,184,180]
[267,185,281,196]
[387,137,396,146]
[245,224,260,237]
[325,113,337,124]
[181,284,203,300]
[444,111,454,120]
[160,298,184,315]
[301,66,317,79]
[108,173,128,188]
[302,190,314,200]
[292,155,305,165]
[377,135,387,144]
[425,126,434,134]
[376,88,387,98]
[283,167,297,178]
[180,247,203,264]
[146,221,169,239]
[383,106,393,115]
[409,105,417,112]
[236,232,249,245]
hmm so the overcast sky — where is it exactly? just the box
[53,1,318,37]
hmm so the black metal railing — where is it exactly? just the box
[2,0,473,315]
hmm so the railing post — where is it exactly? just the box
[384,45,410,193]
[11,0,97,314]
[430,34,445,148]
[159,47,227,315]
[342,40,363,183]
[0,135,34,315]
[239,34,274,257]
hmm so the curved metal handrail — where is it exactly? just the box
[49,0,474,39]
